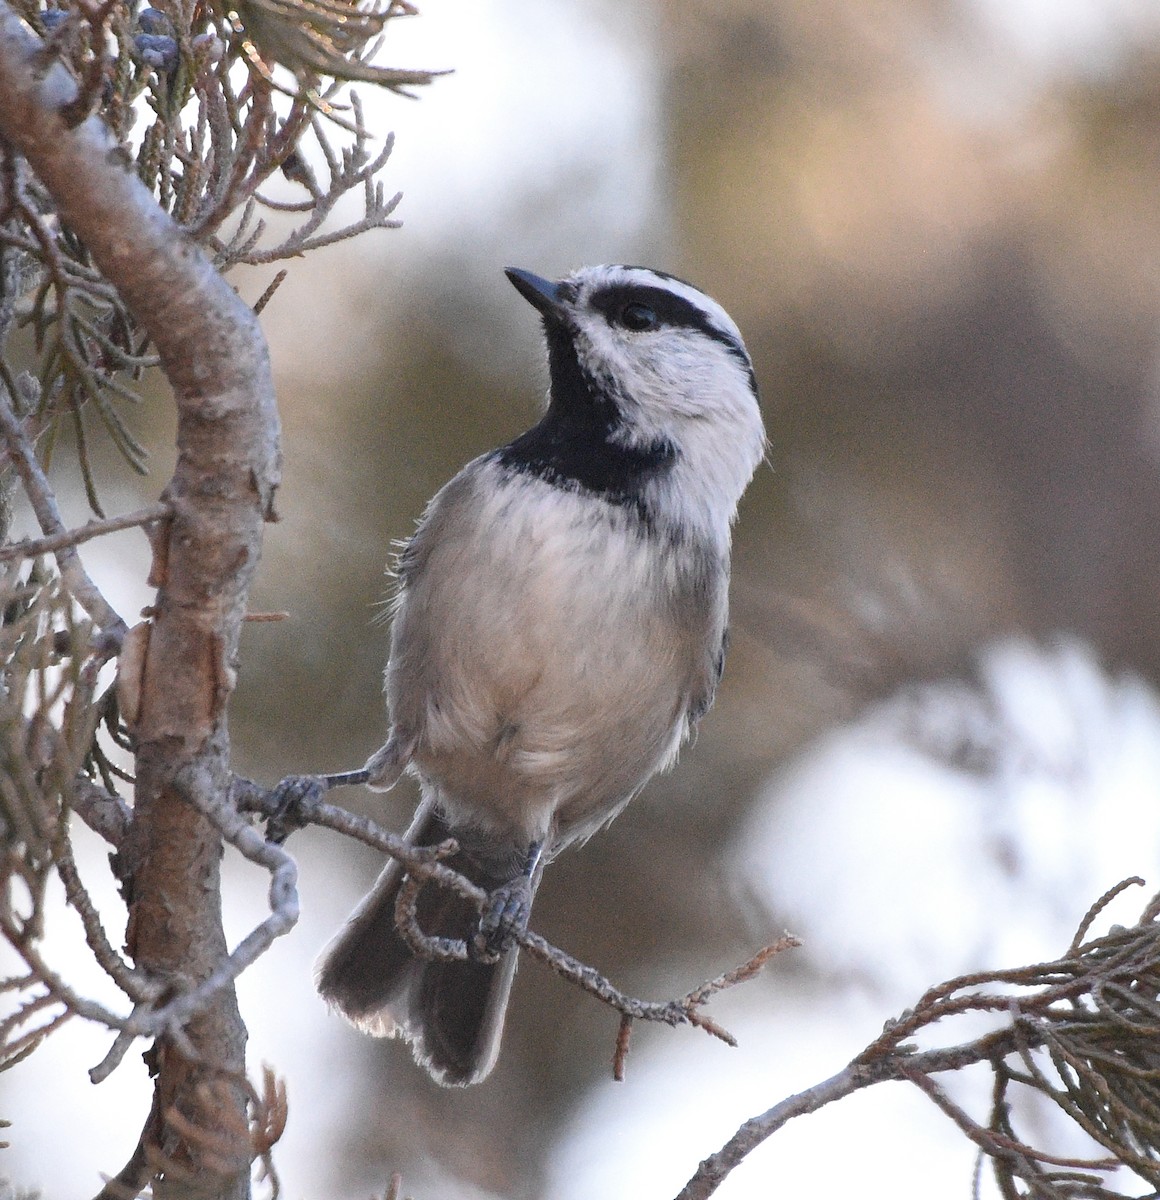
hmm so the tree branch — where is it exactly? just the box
[233,775,798,1077]
[675,879,1160,1200]
[0,6,280,1195]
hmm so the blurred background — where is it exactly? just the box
[9,0,1160,1195]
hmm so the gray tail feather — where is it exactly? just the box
[314,798,531,1087]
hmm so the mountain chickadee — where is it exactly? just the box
[315,264,766,1086]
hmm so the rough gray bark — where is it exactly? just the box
[0,6,280,1196]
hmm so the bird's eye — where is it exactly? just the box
[618,302,659,332]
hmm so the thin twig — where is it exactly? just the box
[71,775,132,847]
[232,775,798,1069]
[52,817,154,1003]
[674,880,1160,1199]
[675,1065,868,1200]
[0,391,126,638]
[900,1066,1120,1172]
[613,1014,633,1082]
[0,502,171,561]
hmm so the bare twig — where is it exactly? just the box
[81,762,304,1084]
[230,773,483,906]
[71,774,132,847]
[0,502,171,561]
[165,762,301,1011]
[675,880,1160,1200]
[613,1013,633,1082]
[51,810,153,1002]
[252,268,288,315]
[392,844,475,962]
[675,1065,868,1200]
[233,775,798,1071]
[0,390,126,638]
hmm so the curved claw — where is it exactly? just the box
[264,774,327,844]
[471,875,535,959]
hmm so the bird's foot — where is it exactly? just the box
[262,774,328,845]
[471,875,535,960]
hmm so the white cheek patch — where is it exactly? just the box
[556,262,767,535]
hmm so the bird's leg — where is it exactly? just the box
[320,767,374,788]
[258,735,407,842]
[473,839,544,959]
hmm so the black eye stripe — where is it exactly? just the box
[590,283,737,350]
[588,282,759,400]
[590,284,709,332]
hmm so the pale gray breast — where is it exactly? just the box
[384,461,727,844]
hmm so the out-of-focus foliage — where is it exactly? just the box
[666,0,1160,688]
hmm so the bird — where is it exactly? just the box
[315,263,766,1086]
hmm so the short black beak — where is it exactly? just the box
[505,268,567,322]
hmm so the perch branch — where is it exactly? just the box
[233,774,799,1074]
